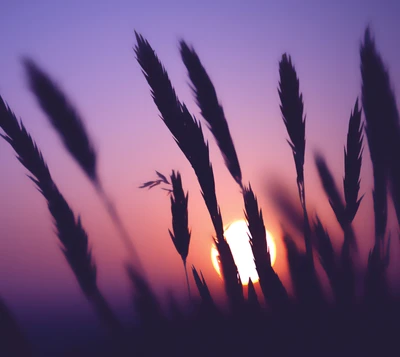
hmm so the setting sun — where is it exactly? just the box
[211,220,277,285]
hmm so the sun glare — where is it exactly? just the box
[211,220,277,285]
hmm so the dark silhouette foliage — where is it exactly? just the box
[134,32,244,311]
[180,41,242,186]
[344,100,364,223]
[279,54,313,268]
[169,170,192,297]
[1,25,400,357]
[24,58,142,269]
[0,97,123,338]
[180,40,288,309]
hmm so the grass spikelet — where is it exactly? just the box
[0,96,122,335]
[243,185,288,308]
[344,99,364,223]
[360,28,390,246]
[0,97,96,295]
[278,55,306,184]
[361,27,400,230]
[361,29,392,302]
[313,99,364,304]
[246,279,260,312]
[192,266,215,309]
[134,32,243,310]
[23,58,142,270]
[180,42,288,307]
[24,59,97,180]
[169,170,191,297]
[279,54,313,266]
[180,41,242,186]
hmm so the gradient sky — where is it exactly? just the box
[1,0,400,340]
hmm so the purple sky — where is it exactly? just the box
[1,0,400,336]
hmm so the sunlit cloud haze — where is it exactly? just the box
[1,0,400,336]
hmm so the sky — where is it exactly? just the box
[1,0,400,347]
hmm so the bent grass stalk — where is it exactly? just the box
[24,59,143,271]
[180,41,288,307]
[134,32,243,310]
[0,96,123,337]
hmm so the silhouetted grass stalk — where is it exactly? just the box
[0,96,123,337]
[278,54,313,267]
[360,28,393,301]
[360,30,388,251]
[314,153,357,252]
[169,171,192,298]
[180,41,288,307]
[243,185,289,308]
[134,33,244,310]
[180,41,242,187]
[314,99,363,304]
[192,266,215,309]
[24,59,143,272]
[344,100,364,226]
[95,183,143,268]
[360,29,400,231]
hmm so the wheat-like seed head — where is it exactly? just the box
[180,41,242,187]
[0,96,97,296]
[344,99,364,223]
[278,54,306,185]
[24,59,98,182]
[135,32,243,309]
[169,170,191,263]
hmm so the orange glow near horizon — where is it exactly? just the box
[211,220,277,285]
